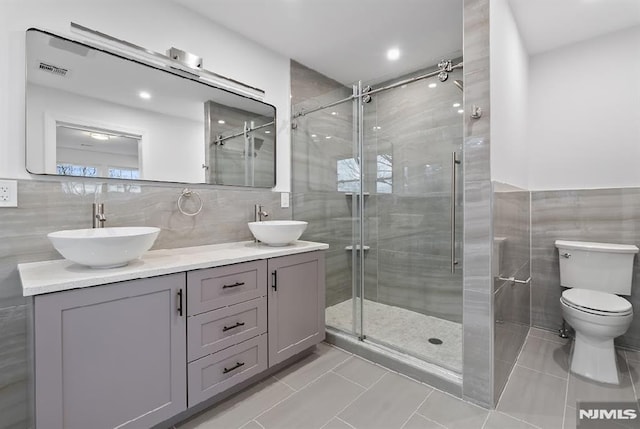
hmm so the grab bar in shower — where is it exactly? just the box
[451,152,461,273]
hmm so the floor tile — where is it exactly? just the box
[417,390,488,429]
[321,417,355,429]
[516,336,570,379]
[332,356,388,388]
[239,421,263,429]
[177,377,294,429]
[566,358,635,406]
[497,365,567,429]
[624,358,640,400]
[273,343,351,390]
[484,412,537,429]
[529,327,569,345]
[624,349,640,364]
[338,372,432,429]
[401,413,446,429]
[256,372,363,429]
[564,406,575,429]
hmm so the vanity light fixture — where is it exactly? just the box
[90,133,110,141]
[386,48,400,61]
[138,91,151,100]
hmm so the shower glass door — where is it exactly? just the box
[292,65,463,373]
[355,71,464,372]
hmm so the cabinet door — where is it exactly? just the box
[35,274,187,429]
[268,251,325,366]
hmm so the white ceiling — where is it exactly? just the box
[172,0,463,85]
[508,0,640,55]
[172,0,640,83]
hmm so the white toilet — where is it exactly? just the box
[555,240,638,384]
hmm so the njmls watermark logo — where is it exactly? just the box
[577,402,640,428]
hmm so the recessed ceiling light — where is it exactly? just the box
[311,134,317,138]
[325,136,332,139]
[428,83,437,89]
[331,111,338,116]
[90,133,110,141]
[401,85,407,89]
[265,130,271,134]
[453,103,461,108]
[218,120,226,124]
[386,48,400,61]
[458,109,464,114]
[138,91,151,100]
[373,126,382,131]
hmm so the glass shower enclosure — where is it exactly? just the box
[292,61,464,373]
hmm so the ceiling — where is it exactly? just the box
[171,0,640,84]
[172,0,463,86]
[508,0,640,55]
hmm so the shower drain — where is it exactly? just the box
[428,338,443,345]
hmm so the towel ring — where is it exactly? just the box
[177,188,203,217]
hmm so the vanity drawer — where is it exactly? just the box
[187,334,267,407]
[187,297,267,362]
[187,260,267,315]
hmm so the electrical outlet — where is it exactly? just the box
[0,180,18,207]
[280,192,290,208]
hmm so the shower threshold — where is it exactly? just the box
[325,327,462,397]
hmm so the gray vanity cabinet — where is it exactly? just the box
[268,251,325,366]
[34,273,187,429]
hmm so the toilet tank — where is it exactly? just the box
[555,240,638,295]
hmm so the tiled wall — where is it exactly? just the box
[0,178,288,429]
[531,187,640,351]
[461,0,494,407]
[492,182,530,404]
[291,60,464,324]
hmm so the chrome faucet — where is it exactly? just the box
[93,203,106,228]
[254,204,269,222]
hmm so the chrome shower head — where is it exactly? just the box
[453,80,464,92]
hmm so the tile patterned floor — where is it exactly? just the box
[177,328,640,429]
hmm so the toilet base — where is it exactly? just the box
[571,332,620,384]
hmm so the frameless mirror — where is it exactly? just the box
[25,28,276,187]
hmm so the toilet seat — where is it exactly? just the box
[561,288,632,316]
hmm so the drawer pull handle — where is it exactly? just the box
[222,281,245,289]
[223,361,245,374]
[222,321,246,332]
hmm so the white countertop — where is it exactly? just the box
[19,240,329,297]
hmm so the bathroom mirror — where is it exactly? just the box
[25,28,276,187]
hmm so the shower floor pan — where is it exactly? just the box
[325,298,462,372]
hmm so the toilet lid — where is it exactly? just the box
[562,289,632,314]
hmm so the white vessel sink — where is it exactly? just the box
[248,220,308,246]
[47,227,160,268]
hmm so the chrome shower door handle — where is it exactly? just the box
[450,152,460,273]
